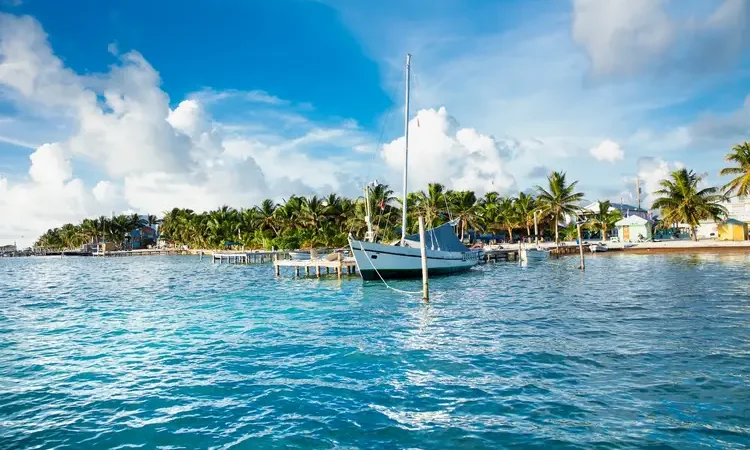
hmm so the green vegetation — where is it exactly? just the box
[652,168,728,241]
[720,141,750,198]
[36,146,747,251]
[534,171,585,246]
[587,200,623,242]
[34,179,574,250]
[35,214,149,249]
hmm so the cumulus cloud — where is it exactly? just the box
[636,156,684,207]
[527,166,550,178]
[381,107,516,195]
[28,143,71,184]
[589,139,624,162]
[0,13,376,246]
[572,0,674,75]
[572,0,750,75]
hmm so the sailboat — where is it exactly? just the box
[348,54,479,281]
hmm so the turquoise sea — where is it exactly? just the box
[1,254,749,449]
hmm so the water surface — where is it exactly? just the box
[1,254,749,449]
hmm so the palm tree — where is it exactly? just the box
[300,195,327,230]
[498,197,519,242]
[652,168,728,241]
[561,222,579,242]
[254,199,279,236]
[720,141,750,198]
[587,200,622,242]
[448,190,480,242]
[414,183,447,227]
[514,192,536,241]
[109,215,132,248]
[535,171,584,247]
[147,214,160,230]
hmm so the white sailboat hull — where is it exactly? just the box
[349,238,478,280]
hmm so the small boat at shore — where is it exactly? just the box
[520,247,550,262]
[590,243,608,253]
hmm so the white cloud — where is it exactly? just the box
[0,13,381,246]
[381,107,516,195]
[589,139,624,162]
[572,0,674,76]
[189,88,287,106]
[636,157,684,207]
[572,0,750,76]
[28,142,71,184]
[92,180,122,205]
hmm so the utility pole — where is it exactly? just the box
[636,176,642,211]
[576,222,585,271]
[418,216,429,301]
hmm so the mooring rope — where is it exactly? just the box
[357,241,422,295]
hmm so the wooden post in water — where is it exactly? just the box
[576,223,585,271]
[418,216,429,301]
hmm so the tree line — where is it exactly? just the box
[34,141,750,249]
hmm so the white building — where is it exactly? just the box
[722,197,750,222]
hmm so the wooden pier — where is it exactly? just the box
[273,255,358,279]
[212,251,289,264]
[483,249,519,263]
[94,249,192,257]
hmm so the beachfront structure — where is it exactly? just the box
[694,221,720,239]
[722,197,750,222]
[129,226,156,249]
[581,202,650,220]
[718,219,748,241]
[615,215,653,242]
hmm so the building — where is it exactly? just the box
[718,219,748,241]
[129,226,157,249]
[581,202,650,220]
[0,244,17,255]
[722,197,750,222]
[615,215,653,242]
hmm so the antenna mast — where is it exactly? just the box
[636,176,641,210]
[400,54,412,245]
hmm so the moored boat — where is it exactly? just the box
[349,224,479,280]
[348,53,479,281]
[590,243,608,253]
[520,246,550,262]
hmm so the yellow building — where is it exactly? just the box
[717,219,748,241]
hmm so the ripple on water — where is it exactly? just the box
[0,254,749,449]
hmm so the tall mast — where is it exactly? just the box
[401,53,412,245]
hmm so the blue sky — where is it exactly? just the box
[1,0,749,245]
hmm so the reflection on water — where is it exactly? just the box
[0,254,748,449]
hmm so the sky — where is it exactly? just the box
[1,0,749,247]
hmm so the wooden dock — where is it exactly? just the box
[94,249,192,257]
[273,255,358,278]
[482,249,519,263]
[212,251,288,264]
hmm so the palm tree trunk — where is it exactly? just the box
[691,227,697,241]
[507,227,513,242]
[602,225,607,243]
[526,225,531,242]
[554,220,559,248]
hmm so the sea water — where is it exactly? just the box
[0,254,748,449]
